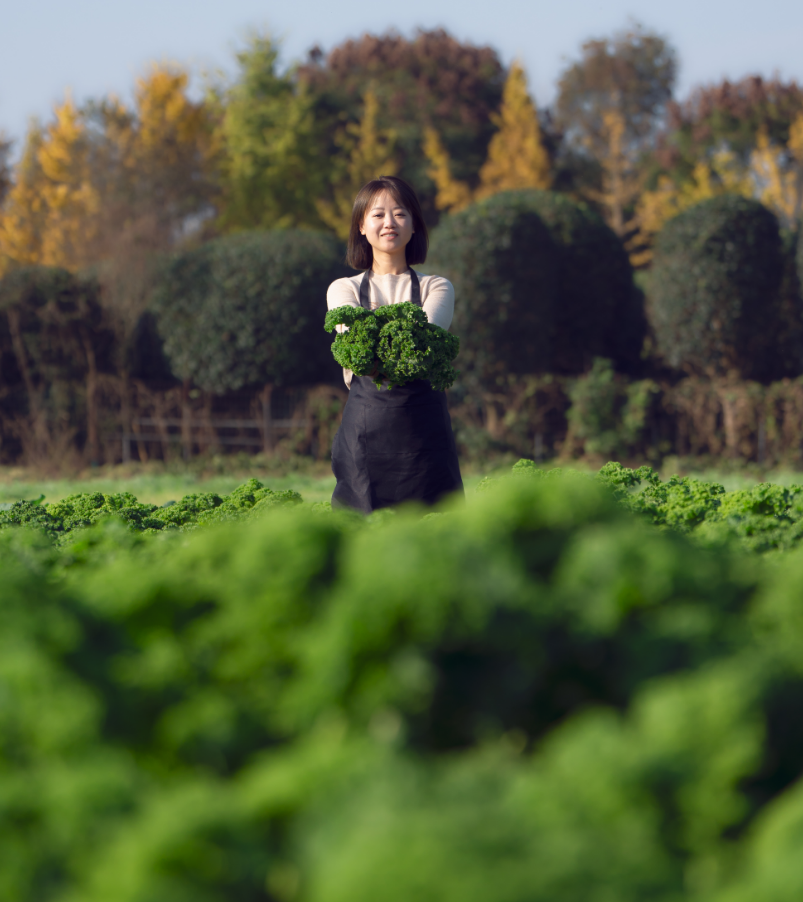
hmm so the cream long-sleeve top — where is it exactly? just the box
[326,268,455,388]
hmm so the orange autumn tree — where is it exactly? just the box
[424,61,550,213]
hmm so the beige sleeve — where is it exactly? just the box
[327,278,361,317]
[422,275,455,330]
[326,278,361,389]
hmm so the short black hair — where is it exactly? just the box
[346,175,428,270]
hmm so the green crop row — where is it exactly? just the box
[2,467,803,900]
[7,460,803,557]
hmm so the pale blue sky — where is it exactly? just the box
[2,0,802,148]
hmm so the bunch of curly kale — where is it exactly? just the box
[324,302,459,391]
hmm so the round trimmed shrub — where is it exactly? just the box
[151,230,350,392]
[649,195,784,380]
[797,221,803,289]
[427,193,559,384]
[513,190,645,374]
[428,190,643,382]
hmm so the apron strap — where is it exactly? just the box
[359,269,422,310]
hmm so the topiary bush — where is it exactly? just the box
[428,190,643,383]
[774,226,803,376]
[797,219,803,291]
[649,195,785,381]
[151,230,351,392]
[513,190,645,374]
[426,192,559,384]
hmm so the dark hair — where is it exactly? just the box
[346,175,428,270]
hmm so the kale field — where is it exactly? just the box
[4,462,803,900]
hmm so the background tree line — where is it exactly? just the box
[1,22,803,465]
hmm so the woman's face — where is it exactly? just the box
[360,190,414,257]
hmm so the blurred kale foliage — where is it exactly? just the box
[4,468,803,900]
[0,477,301,542]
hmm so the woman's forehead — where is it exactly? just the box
[368,189,407,211]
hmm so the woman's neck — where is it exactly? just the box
[371,249,408,275]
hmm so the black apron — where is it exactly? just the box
[331,270,464,513]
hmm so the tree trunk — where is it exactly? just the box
[121,370,132,463]
[6,307,49,453]
[82,331,100,464]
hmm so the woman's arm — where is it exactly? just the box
[421,275,455,330]
[327,278,361,311]
[327,278,361,334]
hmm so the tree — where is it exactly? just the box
[422,128,473,214]
[316,89,398,239]
[0,66,216,278]
[0,98,99,273]
[151,230,349,393]
[475,61,551,198]
[298,28,505,221]
[637,105,803,260]
[215,33,328,231]
[750,114,803,229]
[649,196,785,381]
[555,22,677,240]
[0,134,11,206]
[655,76,803,180]
[424,62,550,213]
[123,65,217,237]
[556,22,677,153]
[0,128,47,275]
[0,266,115,463]
[634,149,753,264]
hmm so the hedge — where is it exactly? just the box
[150,229,351,392]
[649,195,785,380]
[0,266,115,460]
[428,190,643,383]
[427,192,559,383]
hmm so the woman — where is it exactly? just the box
[327,175,464,513]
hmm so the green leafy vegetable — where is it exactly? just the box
[324,301,459,390]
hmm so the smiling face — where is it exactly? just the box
[359,190,415,258]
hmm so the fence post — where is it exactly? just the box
[262,384,273,454]
[181,379,192,460]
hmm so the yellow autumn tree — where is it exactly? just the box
[750,114,803,228]
[422,128,473,214]
[475,61,551,198]
[424,61,550,213]
[632,149,753,265]
[0,64,216,278]
[0,97,99,273]
[583,107,642,242]
[0,128,47,274]
[129,65,216,229]
[37,96,100,268]
[317,89,398,239]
